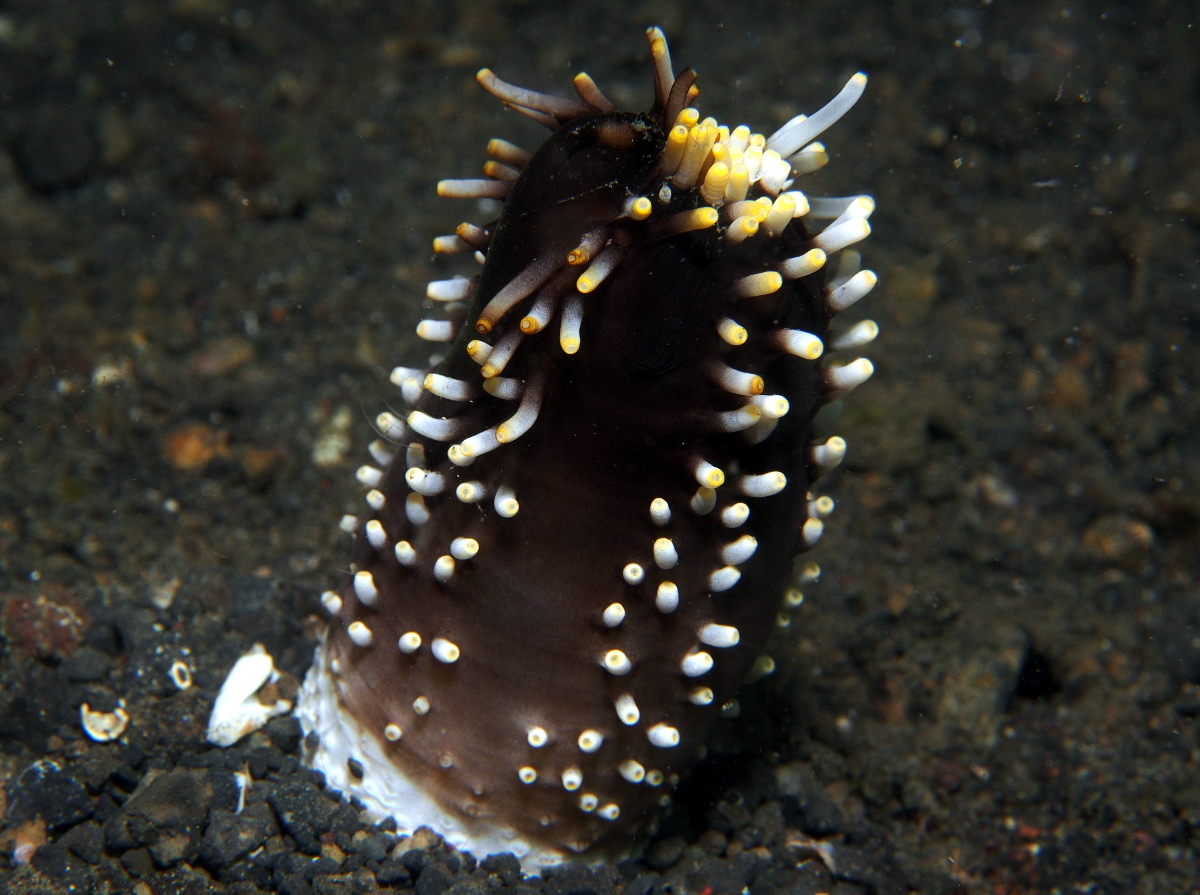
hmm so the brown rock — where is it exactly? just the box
[163,422,230,470]
[1078,514,1154,571]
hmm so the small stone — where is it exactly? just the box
[696,829,727,856]
[58,820,104,865]
[712,796,753,833]
[278,873,314,895]
[901,777,937,813]
[276,851,323,879]
[445,880,489,895]
[110,762,143,793]
[312,406,354,467]
[408,826,443,851]
[103,768,213,868]
[246,748,271,780]
[400,847,428,873]
[5,759,94,831]
[163,421,231,470]
[316,875,366,895]
[794,789,844,837]
[16,104,96,191]
[264,715,304,754]
[415,861,453,895]
[119,846,156,879]
[374,815,398,834]
[750,801,786,848]
[1,588,88,661]
[188,335,255,377]
[349,831,389,863]
[543,862,616,895]
[61,645,113,682]
[320,836,347,863]
[480,852,520,886]
[642,835,687,870]
[1078,514,1154,571]
[199,808,272,868]
[266,778,337,855]
[937,625,1029,748]
[776,763,844,836]
[374,857,411,886]
[8,818,46,866]
[441,849,464,874]
[30,841,71,879]
[622,873,662,895]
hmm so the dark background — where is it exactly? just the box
[1,1,1198,892]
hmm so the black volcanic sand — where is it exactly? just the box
[2,1,1198,893]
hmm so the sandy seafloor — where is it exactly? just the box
[1,1,1198,893]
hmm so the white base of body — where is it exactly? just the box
[295,636,566,873]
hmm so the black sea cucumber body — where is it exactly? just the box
[297,28,877,869]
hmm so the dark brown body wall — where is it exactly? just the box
[312,40,857,863]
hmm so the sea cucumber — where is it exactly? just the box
[296,26,877,870]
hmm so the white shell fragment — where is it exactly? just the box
[169,660,193,690]
[206,643,293,748]
[81,701,129,742]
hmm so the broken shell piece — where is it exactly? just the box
[169,660,193,690]
[206,643,294,747]
[81,700,129,742]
